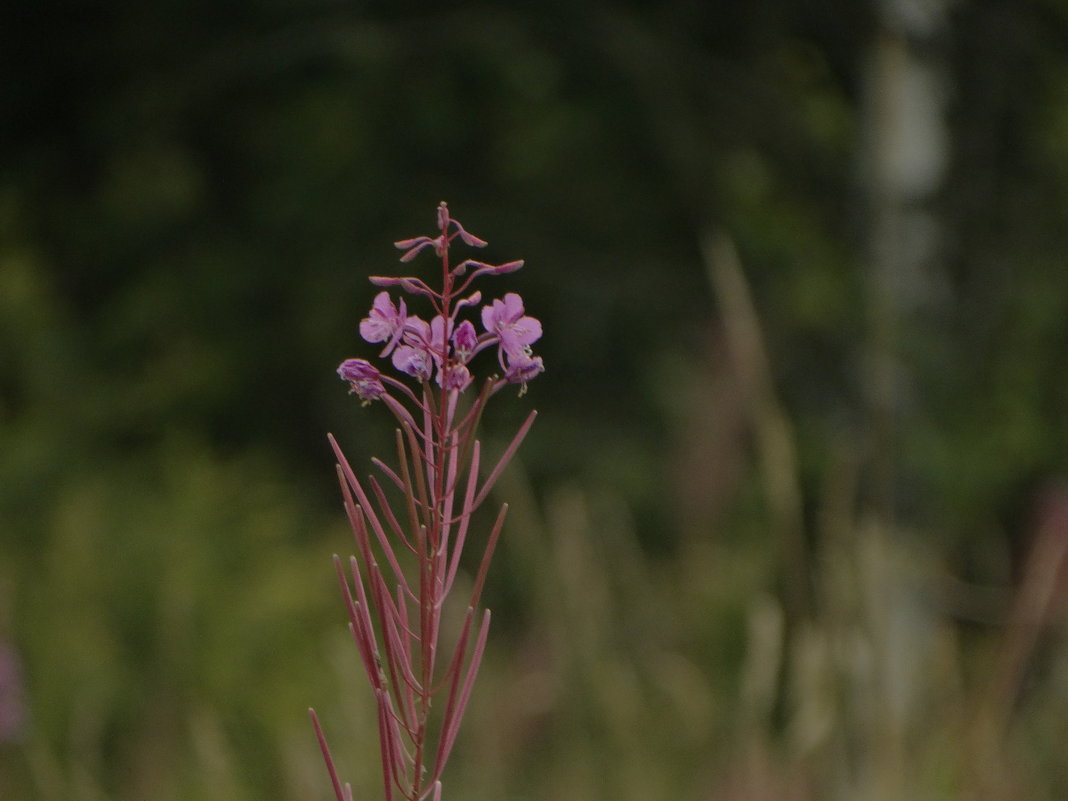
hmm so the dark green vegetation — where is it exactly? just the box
[3,2,1068,799]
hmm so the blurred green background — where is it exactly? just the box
[3,1,1068,799]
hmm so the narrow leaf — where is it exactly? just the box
[434,609,492,780]
[331,434,410,595]
[469,504,507,613]
[333,555,379,689]
[433,606,474,763]
[471,410,536,510]
[369,474,416,556]
[375,690,396,801]
[444,441,481,597]
[309,708,348,801]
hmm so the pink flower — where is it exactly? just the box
[452,320,478,363]
[391,317,435,380]
[391,345,434,381]
[482,293,543,390]
[337,359,386,402]
[359,292,407,356]
[481,293,542,359]
[504,351,545,387]
[441,363,472,391]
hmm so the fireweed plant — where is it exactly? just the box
[310,203,543,801]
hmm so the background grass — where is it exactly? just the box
[3,1,1068,799]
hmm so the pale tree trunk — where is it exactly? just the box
[858,1,952,800]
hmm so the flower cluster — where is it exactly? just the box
[338,204,543,404]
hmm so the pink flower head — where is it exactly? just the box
[359,292,407,356]
[338,358,386,402]
[344,206,543,400]
[482,293,542,358]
